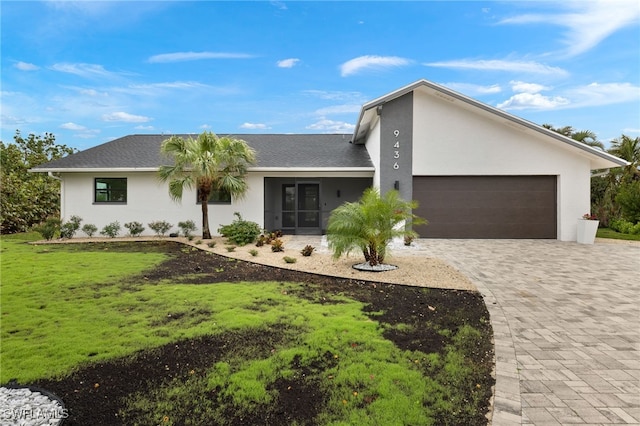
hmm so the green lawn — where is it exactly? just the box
[597,227,640,241]
[0,233,492,425]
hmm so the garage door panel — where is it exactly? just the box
[413,176,556,239]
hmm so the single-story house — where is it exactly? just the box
[32,79,627,241]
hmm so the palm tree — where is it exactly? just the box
[608,135,640,182]
[159,132,256,239]
[326,188,426,267]
[543,124,604,150]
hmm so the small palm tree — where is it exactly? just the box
[609,135,640,183]
[159,132,256,239]
[327,188,426,267]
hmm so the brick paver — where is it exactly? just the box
[410,239,640,426]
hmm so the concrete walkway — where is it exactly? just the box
[290,236,640,425]
[412,239,640,425]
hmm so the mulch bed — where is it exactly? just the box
[25,242,493,425]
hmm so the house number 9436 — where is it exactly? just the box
[392,130,400,169]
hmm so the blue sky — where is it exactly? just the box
[1,1,639,151]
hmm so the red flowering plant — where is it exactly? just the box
[582,213,598,220]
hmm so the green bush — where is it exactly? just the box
[178,220,197,238]
[82,223,98,237]
[124,221,145,237]
[249,249,258,257]
[207,241,216,248]
[217,213,261,246]
[33,217,61,240]
[148,220,173,237]
[59,215,82,239]
[610,218,640,235]
[616,180,640,223]
[100,221,121,238]
[283,256,297,264]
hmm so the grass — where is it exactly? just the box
[597,227,640,241]
[1,233,491,425]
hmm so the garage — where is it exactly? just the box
[412,176,557,239]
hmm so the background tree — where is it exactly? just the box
[543,124,604,150]
[327,188,426,267]
[1,130,75,233]
[158,132,256,239]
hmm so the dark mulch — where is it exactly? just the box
[22,242,494,425]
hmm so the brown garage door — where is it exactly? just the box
[413,176,557,238]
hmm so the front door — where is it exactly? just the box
[282,182,320,234]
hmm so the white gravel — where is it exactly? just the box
[0,386,67,426]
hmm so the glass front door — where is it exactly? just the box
[281,182,320,232]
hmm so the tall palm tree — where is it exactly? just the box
[327,188,426,267]
[159,132,256,239]
[608,135,640,182]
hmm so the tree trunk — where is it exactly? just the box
[200,190,211,239]
[367,243,380,266]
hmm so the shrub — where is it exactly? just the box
[217,213,261,246]
[616,180,640,223]
[249,249,258,257]
[124,221,145,237]
[225,246,236,252]
[404,235,414,246]
[207,241,216,248]
[33,217,61,241]
[178,220,197,238]
[59,215,82,239]
[300,245,315,257]
[283,256,297,264]
[610,218,640,235]
[148,220,173,237]
[255,235,267,247]
[100,221,121,238]
[82,224,98,237]
[271,238,284,252]
[195,239,202,245]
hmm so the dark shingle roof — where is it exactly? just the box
[32,134,374,170]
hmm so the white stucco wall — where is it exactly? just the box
[411,89,593,241]
[59,171,264,237]
[364,119,382,189]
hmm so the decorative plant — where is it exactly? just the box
[217,212,261,246]
[582,213,598,220]
[124,221,145,237]
[327,188,426,267]
[100,221,121,238]
[148,220,173,237]
[300,245,315,257]
[226,246,236,252]
[60,215,83,239]
[33,217,61,241]
[207,241,217,248]
[178,220,197,238]
[82,223,98,237]
[249,249,259,257]
[404,235,414,246]
[271,238,284,252]
[283,256,297,264]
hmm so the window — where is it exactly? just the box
[95,178,127,203]
[197,187,231,204]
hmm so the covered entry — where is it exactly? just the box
[413,175,557,238]
[264,177,372,234]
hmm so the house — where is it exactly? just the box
[32,79,627,241]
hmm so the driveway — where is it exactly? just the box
[415,239,640,425]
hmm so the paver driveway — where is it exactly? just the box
[416,239,640,425]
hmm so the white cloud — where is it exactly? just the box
[60,122,86,130]
[340,55,411,77]
[135,125,155,130]
[240,122,271,130]
[499,1,640,57]
[510,81,549,94]
[303,90,365,102]
[306,118,355,133]
[102,112,151,123]
[441,82,502,96]
[425,59,569,76]
[622,128,640,134]
[50,63,120,78]
[497,93,570,110]
[148,51,254,63]
[15,61,39,71]
[199,124,212,130]
[567,82,640,108]
[277,58,300,68]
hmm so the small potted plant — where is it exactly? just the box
[577,213,599,244]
